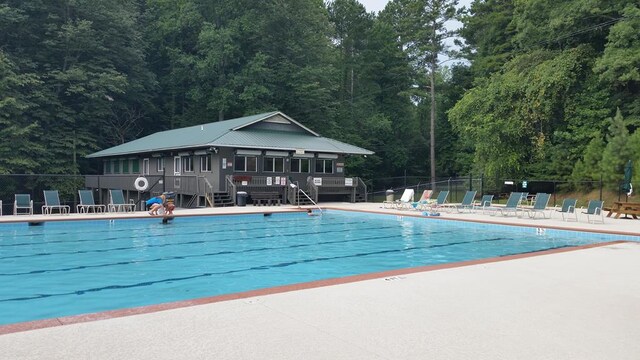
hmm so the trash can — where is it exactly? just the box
[385,189,394,202]
[236,191,247,206]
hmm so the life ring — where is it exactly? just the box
[134,176,149,191]
[628,183,633,197]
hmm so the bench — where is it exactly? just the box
[251,192,281,206]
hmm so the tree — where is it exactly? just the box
[382,0,458,189]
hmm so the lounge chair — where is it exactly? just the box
[521,193,551,219]
[493,192,525,217]
[392,188,415,210]
[472,194,494,214]
[42,190,71,215]
[108,189,136,213]
[442,190,476,213]
[77,190,106,214]
[555,198,578,221]
[14,194,33,215]
[411,190,433,210]
[425,190,450,212]
[582,200,604,224]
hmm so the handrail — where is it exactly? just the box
[202,177,214,207]
[225,175,237,204]
[356,177,368,202]
[291,183,323,213]
[306,176,319,203]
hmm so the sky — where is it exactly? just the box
[357,0,474,64]
[358,0,473,14]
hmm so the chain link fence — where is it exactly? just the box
[0,173,632,215]
[366,175,631,207]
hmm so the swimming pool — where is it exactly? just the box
[0,210,635,325]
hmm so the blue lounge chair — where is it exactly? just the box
[108,189,136,213]
[555,198,578,221]
[522,193,551,219]
[42,190,71,215]
[77,190,106,214]
[426,190,450,212]
[493,192,525,217]
[582,200,604,224]
[473,194,494,214]
[14,194,33,215]
[443,190,477,213]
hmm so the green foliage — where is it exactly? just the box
[449,47,592,178]
[600,109,636,189]
[2,0,639,188]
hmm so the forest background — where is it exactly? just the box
[1,0,638,195]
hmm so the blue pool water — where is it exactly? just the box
[0,210,636,325]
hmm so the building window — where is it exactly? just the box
[200,155,211,172]
[132,159,140,173]
[142,158,150,175]
[112,160,120,174]
[234,156,257,172]
[291,158,310,173]
[122,159,129,173]
[315,159,334,174]
[157,158,165,172]
[263,157,284,173]
[182,156,193,172]
[104,161,111,174]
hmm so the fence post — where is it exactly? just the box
[553,181,556,207]
[98,176,102,205]
[469,173,472,192]
[481,173,484,197]
[599,174,603,201]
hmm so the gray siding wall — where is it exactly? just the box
[97,148,347,193]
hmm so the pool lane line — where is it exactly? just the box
[326,206,640,238]
[0,240,627,336]
[0,216,370,247]
[0,235,578,302]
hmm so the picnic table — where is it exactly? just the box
[606,201,640,219]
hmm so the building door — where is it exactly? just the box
[173,156,181,189]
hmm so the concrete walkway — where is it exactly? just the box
[1,203,639,359]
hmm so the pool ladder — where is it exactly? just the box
[290,183,323,214]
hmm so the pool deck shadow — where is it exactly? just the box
[1,202,639,359]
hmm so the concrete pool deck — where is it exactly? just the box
[1,202,639,359]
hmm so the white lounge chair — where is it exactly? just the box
[394,188,415,210]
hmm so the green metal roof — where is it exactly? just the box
[87,111,373,158]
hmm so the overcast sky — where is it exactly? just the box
[358,0,473,14]
[357,0,473,64]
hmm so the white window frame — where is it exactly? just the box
[234,155,257,172]
[182,156,193,173]
[291,158,310,173]
[263,156,285,173]
[173,156,181,175]
[156,157,165,172]
[315,159,334,174]
[142,158,150,175]
[200,155,211,172]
